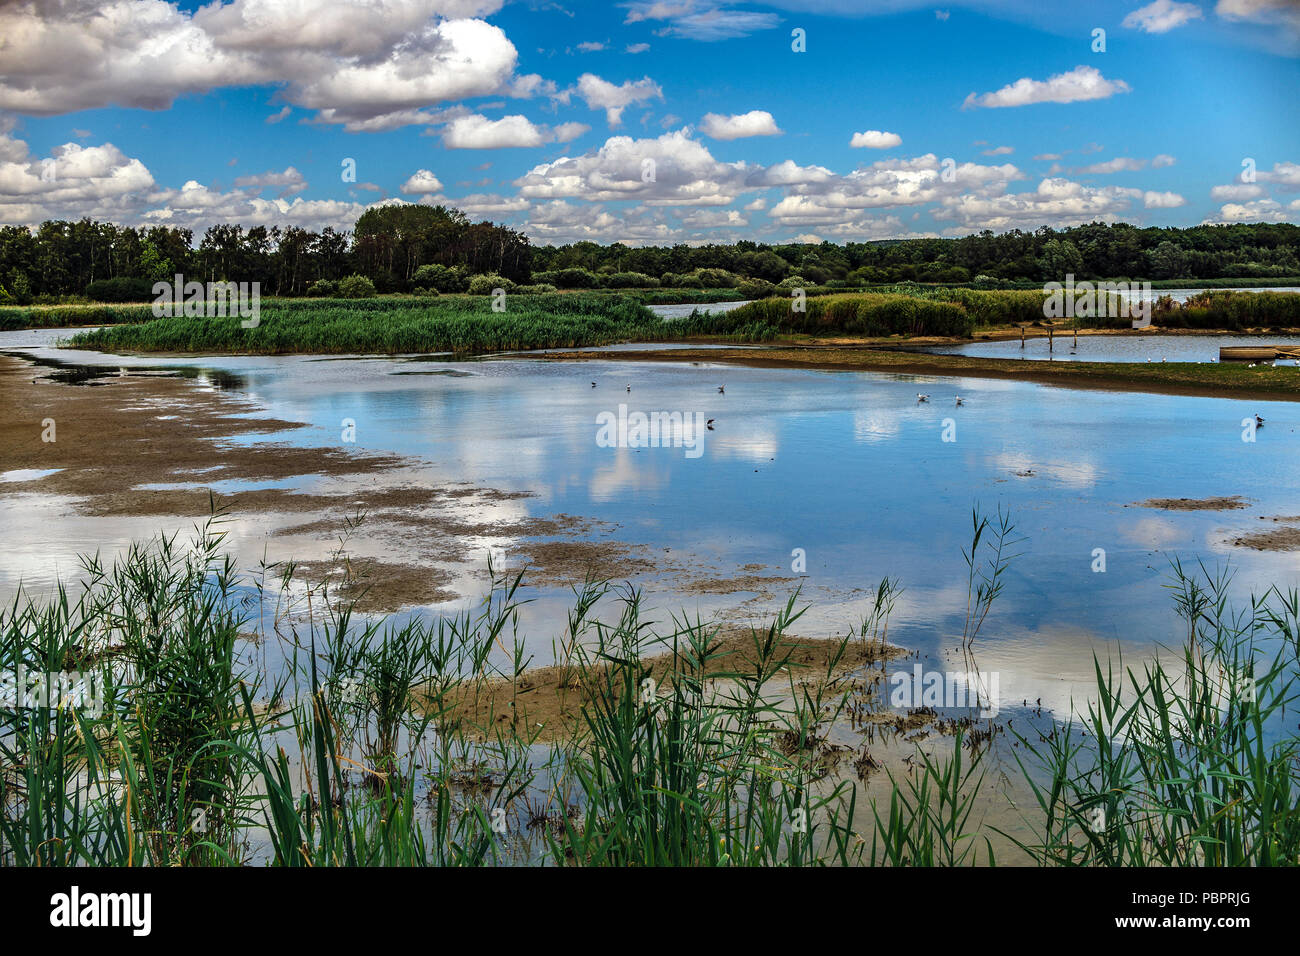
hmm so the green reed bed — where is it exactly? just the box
[673,288,1300,341]
[0,520,864,866]
[670,290,1127,340]
[66,294,666,355]
[0,304,157,332]
[681,293,976,339]
[2,515,1298,867]
[1170,291,1300,330]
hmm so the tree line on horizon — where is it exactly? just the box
[0,204,1297,304]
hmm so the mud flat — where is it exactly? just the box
[0,355,670,612]
[431,628,908,742]
[1133,496,1250,511]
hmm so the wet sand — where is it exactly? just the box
[0,355,669,612]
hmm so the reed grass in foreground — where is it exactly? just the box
[2,517,1298,866]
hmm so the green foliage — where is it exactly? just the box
[682,267,740,288]
[623,288,747,304]
[688,292,975,338]
[411,263,468,293]
[466,273,515,296]
[6,216,1300,303]
[679,287,1300,338]
[337,274,377,299]
[9,273,32,304]
[83,276,156,302]
[534,267,601,289]
[603,271,658,289]
[737,278,778,298]
[306,279,339,297]
[0,525,862,867]
[353,204,530,285]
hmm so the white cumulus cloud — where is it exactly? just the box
[850,129,903,149]
[566,74,663,126]
[699,110,782,140]
[401,169,446,194]
[963,65,1131,109]
[439,114,587,149]
[1123,0,1205,33]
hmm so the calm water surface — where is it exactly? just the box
[2,327,1298,729]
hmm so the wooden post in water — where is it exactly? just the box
[1049,325,1054,352]
[1021,325,1026,349]
[1073,327,1078,347]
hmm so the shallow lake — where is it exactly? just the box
[2,328,1299,735]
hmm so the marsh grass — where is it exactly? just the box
[65,294,665,355]
[0,303,157,331]
[2,515,1298,867]
[675,288,1300,341]
[1002,561,1300,866]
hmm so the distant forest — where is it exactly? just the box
[1,203,1298,303]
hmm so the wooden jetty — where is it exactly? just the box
[1219,345,1300,362]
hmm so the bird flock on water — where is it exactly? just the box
[587,379,1277,435]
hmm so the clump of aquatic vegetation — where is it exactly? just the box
[675,292,976,339]
[0,303,156,331]
[66,294,666,356]
[671,289,1122,340]
[1168,290,1300,330]
[1004,561,1300,866]
[3,514,1298,867]
[673,288,1300,341]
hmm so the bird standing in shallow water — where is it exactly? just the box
[626,384,631,392]
[917,393,930,403]
[591,381,597,388]
[955,396,964,406]
[718,385,725,394]
[1256,414,1265,427]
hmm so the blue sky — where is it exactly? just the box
[1,0,1297,244]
